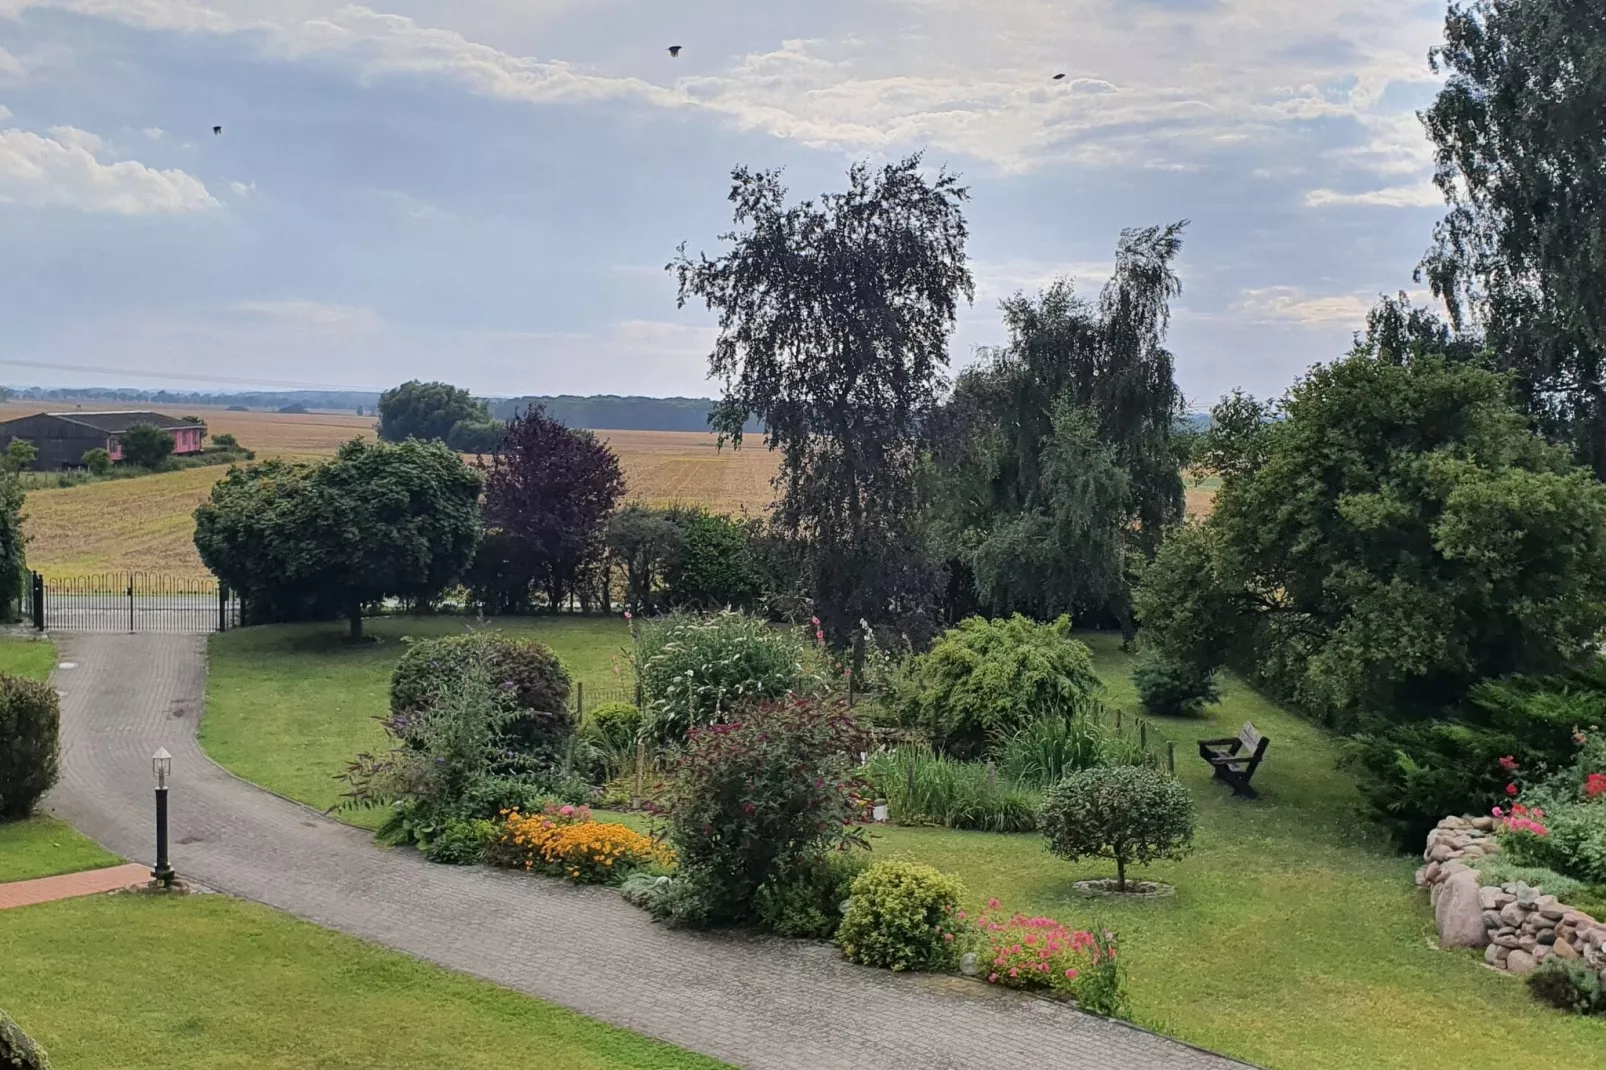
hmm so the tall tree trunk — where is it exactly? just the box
[348,602,364,641]
[1115,854,1126,893]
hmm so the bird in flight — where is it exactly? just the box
[213,125,223,135]
[1053,73,1066,80]
[668,45,682,57]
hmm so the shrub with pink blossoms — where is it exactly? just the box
[968,902,1129,1018]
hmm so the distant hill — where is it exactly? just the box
[12,386,381,413]
[491,395,763,434]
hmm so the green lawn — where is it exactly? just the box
[0,894,726,1070]
[0,632,57,681]
[0,817,122,883]
[200,621,1606,1069]
[203,616,634,816]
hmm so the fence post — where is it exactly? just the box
[30,571,43,631]
[218,583,229,633]
[1140,722,1147,750]
[1168,741,1176,774]
[127,574,135,634]
[575,681,584,727]
[1115,708,1123,731]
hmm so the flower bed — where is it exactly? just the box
[493,803,670,884]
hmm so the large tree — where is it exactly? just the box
[1135,347,1606,729]
[377,380,497,447]
[922,225,1189,633]
[194,438,482,639]
[1419,0,1606,474]
[479,405,624,612]
[672,154,973,643]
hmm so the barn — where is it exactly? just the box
[0,411,207,470]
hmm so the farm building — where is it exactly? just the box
[0,411,206,470]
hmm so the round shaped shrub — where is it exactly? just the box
[582,701,642,749]
[0,1009,53,1070]
[0,673,61,820]
[1039,765,1196,892]
[890,614,1101,758]
[837,860,965,972]
[1132,650,1220,718]
[391,631,572,757]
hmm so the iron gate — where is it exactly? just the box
[24,571,239,634]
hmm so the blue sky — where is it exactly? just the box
[0,0,1453,407]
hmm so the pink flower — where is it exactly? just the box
[988,898,1001,909]
[943,933,954,942]
[811,616,820,626]
[1009,968,1019,979]
[1506,782,1519,796]
[624,610,632,621]
[1587,773,1606,799]
[1492,806,1504,817]
[1064,968,1079,980]
[988,973,998,983]
[1499,755,1518,772]
[558,805,576,817]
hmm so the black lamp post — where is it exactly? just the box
[151,747,174,887]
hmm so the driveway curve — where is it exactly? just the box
[47,633,1247,1070]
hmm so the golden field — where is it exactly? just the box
[16,402,1213,581]
[17,406,780,581]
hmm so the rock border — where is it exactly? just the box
[1417,814,1606,980]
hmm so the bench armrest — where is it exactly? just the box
[1198,737,1239,748]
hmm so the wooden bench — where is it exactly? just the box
[1198,721,1270,798]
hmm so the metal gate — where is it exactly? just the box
[24,571,239,634]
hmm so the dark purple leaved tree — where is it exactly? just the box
[480,405,625,612]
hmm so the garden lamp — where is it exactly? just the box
[151,747,175,886]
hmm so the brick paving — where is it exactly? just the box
[0,863,150,910]
[46,633,1251,1070]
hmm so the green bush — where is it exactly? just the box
[118,423,175,467]
[1132,650,1220,718]
[1499,793,1606,885]
[581,701,644,781]
[619,869,715,929]
[753,851,868,939]
[633,611,825,744]
[423,818,498,865]
[837,861,965,972]
[862,746,1039,832]
[1040,765,1196,891]
[663,510,764,610]
[889,614,1102,758]
[1526,957,1606,1016]
[80,447,112,476]
[0,1009,52,1070]
[211,433,239,449]
[659,698,867,925]
[392,631,573,760]
[0,674,61,820]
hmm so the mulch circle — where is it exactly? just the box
[1072,879,1175,899]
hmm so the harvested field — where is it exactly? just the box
[0,403,376,462]
[22,426,780,581]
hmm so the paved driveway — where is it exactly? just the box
[46,633,1249,1070]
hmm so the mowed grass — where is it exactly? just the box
[204,621,1606,1070]
[0,894,727,1070]
[202,616,635,817]
[23,426,780,581]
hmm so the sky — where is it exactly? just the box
[0,0,1456,408]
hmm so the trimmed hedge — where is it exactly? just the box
[0,674,60,820]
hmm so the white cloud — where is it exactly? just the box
[0,122,217,214]
[228,179,254,197]
[1231,286,1379,328]
[142,126,164,139]
[0,105,10,121]
[233,299,381,333]
[6,0,1449,175]
[0,45,25,81]
[1305,182,1441,208]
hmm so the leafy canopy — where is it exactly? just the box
[923,224,1188,632]
[1039,765,1196,891]
[378,380,492,444]
[1136,348,1606,727]
[118,423,175,468]
[1419,0,1606,474]
[194,438,482,638]
[477,404,624,612]
[672,154,973,642]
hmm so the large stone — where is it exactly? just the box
[1500,902,1528,928]
[1540,906,1566,921]
[1472,816,1496,832]
[1436,870,1490,950]
[1479,886,1502,911]
[1493,933,1523,949]
[1506,949,1538,975]
[1424,861,1443,884]
[1519,934,1539,952]
[1563,911,1598,927]
[1534,913,1559,929]
[1516,882,1539,907]
[1538,930,1557,945]
[1554,938,1581,960]
[1429,843,1456,863]
[1494,892,1516,909]
[1482,910,1504,930]
[1535,945,1552,964]
[1487,943,1511,966]
[1440,860,1470,879]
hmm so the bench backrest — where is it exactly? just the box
[1238,721,1266,755]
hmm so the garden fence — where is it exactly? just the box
[24,571,239,634]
